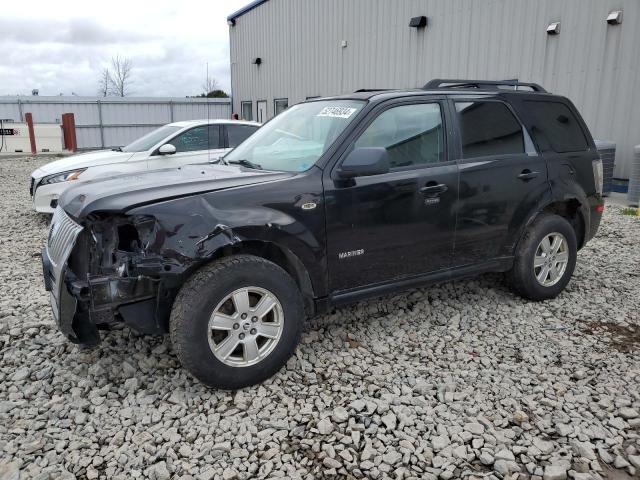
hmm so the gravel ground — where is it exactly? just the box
[1,156,639,480]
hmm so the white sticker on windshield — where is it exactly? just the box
[317,106,357,119]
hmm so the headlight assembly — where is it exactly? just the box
[40,169,86,185]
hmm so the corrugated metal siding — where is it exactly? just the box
[0,97,232,150]
[230,0,640,179]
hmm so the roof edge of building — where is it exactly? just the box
[227,0,270,21]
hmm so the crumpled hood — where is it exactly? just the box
[32,150,135,178]
[59,163,294,219]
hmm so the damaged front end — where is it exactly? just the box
[42,206,187,346]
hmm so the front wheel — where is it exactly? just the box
[507,214,578,301]
[170,255,304,389]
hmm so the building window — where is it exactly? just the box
[274,98,288,116]
[241,101,253,121]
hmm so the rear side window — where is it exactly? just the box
[455,101,525,158]
[525,101,589,153]
[227,124,258,148]
[207,125,222,149]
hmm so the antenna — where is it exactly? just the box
[207,62,211,164]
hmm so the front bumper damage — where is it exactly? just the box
[42,207,171,346]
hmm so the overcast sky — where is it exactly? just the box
[1,0,249,97]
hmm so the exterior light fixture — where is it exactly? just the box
[607,10,623,25]
[546,22,560,35]
[409,16,427,28]
[252,57,262,65]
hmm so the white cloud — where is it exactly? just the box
[0,0,250,97]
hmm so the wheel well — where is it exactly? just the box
[541,200,585,249]
[207,241,316,315]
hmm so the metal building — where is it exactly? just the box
[0,96,231,151]
[228,0,640,180]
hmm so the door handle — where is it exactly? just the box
[517,169,540,181]
[419,183,448,196]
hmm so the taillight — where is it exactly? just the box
[592,159,603,195]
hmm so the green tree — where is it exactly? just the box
[206,90,229,98]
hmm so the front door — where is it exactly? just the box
[324,100,459,293]
[257,101,268,124]
[148,125,222,169]
[451,99,550,266]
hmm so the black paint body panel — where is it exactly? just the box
[51,88,603,344]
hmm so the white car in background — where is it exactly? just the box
[30,119,260,213]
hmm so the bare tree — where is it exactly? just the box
[98,68,111,97]
[202,76,220,96]
[109,55,133,97]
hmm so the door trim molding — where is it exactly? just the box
[329,257,513,307]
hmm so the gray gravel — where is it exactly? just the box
[1,156,639,480]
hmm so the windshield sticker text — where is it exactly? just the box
[317,107,358,119]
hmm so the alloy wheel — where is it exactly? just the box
[207,287,284,367]
[533,232,569,287]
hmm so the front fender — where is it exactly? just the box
[127,192,326,296]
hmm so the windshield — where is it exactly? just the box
[224,100,365,172]
[122,125,182,152]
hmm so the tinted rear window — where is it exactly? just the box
[525,101,589,153]
[227,124,258,148]
[455,101,525,158]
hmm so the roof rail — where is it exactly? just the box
[354,88,393,93]
[423,79,547,93]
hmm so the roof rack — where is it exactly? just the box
[423,79,547,93]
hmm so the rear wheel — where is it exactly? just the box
[170,255,304,389]
[507,214,577,301]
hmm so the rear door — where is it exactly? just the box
[523,99,599,197]
[324,99,459,292]
[451,97,550,266]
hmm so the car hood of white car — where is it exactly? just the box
[32,150,136,179]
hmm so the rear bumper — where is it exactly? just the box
[585,195,604,244]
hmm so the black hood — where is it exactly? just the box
[59,163,294,219]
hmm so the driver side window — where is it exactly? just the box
[170,126,210,153]
[354,103,445,169]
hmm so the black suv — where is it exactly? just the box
[42,79,604,389]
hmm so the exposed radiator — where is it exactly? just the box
[594,140,615,196]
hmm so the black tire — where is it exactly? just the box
[170,255,304,389]
[507,214,577,301]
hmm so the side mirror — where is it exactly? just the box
[337,147,390,179]
[158,143,176,155]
